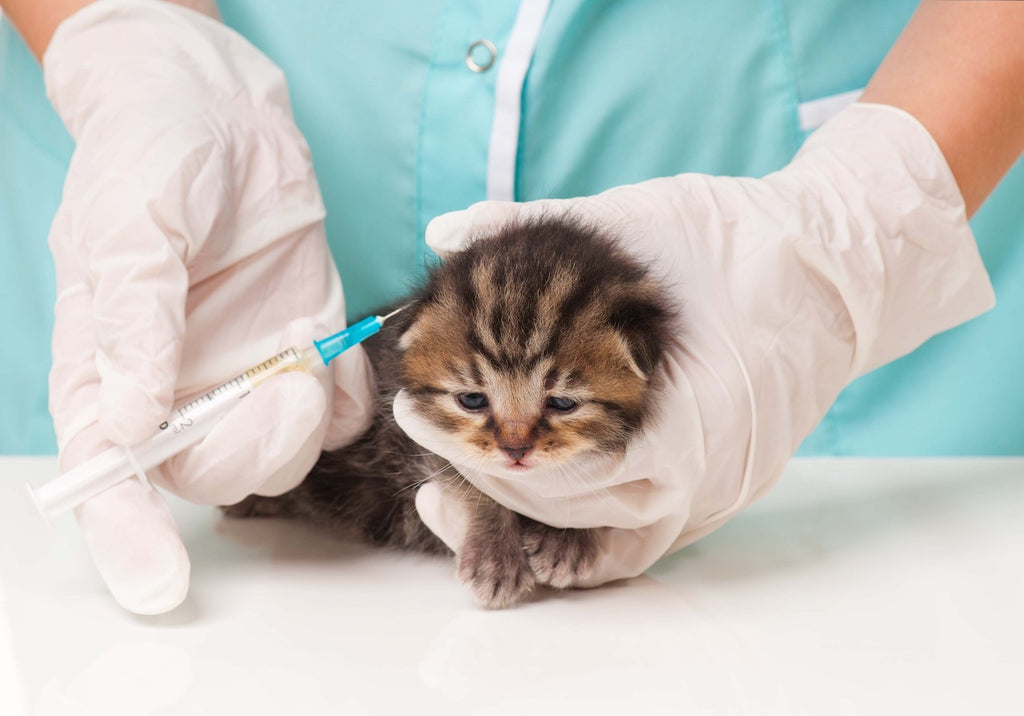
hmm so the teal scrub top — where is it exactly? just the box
[1,0,1022,456]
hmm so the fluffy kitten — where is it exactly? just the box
[225,218,673,608]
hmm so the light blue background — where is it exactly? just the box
[1,1,1021,455]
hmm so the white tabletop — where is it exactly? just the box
[2,456,1022,715]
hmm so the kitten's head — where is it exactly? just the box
[394,218,674,473]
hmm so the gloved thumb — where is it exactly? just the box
[414,482,470,554]
[425,199,574,257]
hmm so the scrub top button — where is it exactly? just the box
[466,39,497,72]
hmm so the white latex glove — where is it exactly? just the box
[412,103,995,588]
[44,0,374,614]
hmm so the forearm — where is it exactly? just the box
[861,0,1024,217]
[0,0,219,60]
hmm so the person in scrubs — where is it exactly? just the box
[0,0,1021,613]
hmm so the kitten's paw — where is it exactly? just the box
[221,494,290,519]
[523,525,598,589]
[456,539,536,609]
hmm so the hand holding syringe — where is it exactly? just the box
[28,308,406,523]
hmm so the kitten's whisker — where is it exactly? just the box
[384,450,438,459]
[554,464,576,526]
[392,461,457,497]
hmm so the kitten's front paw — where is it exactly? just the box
[456,538,536,609]
[523,525,598,589]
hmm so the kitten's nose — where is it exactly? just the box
[500,444,533,461]
[497,421,534,461]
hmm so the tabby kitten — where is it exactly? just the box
[225,218,673,608]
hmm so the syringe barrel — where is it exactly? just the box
[28,346,315,523]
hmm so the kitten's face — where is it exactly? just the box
[400,300,650,471]
[396,220,671,473]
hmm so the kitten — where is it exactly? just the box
[225,218,674,608]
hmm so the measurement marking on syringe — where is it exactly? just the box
[154,348,301,433]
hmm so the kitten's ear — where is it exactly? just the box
[396,308,429,351]
[616,335,649,381]
[398,319,423,351]
[390,295,432,351]
[609,293,671,380]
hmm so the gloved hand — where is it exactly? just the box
[411,102,995,588]
[44,0,373,614]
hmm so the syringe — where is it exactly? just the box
[27,307,406,524]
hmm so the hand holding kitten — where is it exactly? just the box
[415,102,995,591]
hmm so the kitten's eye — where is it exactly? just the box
[456,393,489,411]
[546,396,577,412]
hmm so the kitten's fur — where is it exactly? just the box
[225,219,673,608]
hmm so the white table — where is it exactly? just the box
[2,457,1022,715]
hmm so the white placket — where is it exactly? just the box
[485,0,551,201]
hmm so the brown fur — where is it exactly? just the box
[224,218,675,608]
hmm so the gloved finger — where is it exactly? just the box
[160,316,332,504]
[425,199,575,256]
[83,180,192,447]
[48,204,107,453]
[49,292,101,453]
[72,132,228,446]
[322,344,375,451]
[250,415,326,498]
[414,482,470,554]
[159,371,327,505]
[63,426,190,615]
